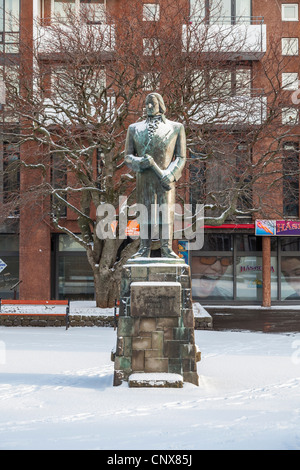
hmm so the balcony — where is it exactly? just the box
[182,17,266,60]
[188,91,267,127]
[35,20,115,57]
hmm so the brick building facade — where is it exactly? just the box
[0,0,300,307]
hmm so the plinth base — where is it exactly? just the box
[128,373,183,388]
[113,259,200,387]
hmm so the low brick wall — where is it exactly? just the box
[69,315,116,328]
[194,315,213,330]
[0,314,115,328]
[0,315,67,327]
[0,304,212,329]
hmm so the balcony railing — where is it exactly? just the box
[35,18,115,55]
[189,15,264,26]
[183,16,266,60]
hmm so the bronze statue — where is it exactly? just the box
[125,93,186,258]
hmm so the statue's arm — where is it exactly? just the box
[165,124,187,183]
[124,126,142,172]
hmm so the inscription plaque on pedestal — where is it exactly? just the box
[131,282,181,317]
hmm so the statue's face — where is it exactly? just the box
[146,95,160,117]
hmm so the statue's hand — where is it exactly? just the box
[140,154,154,170]
[161,172,175,188]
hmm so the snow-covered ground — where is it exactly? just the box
[0,326,300,450]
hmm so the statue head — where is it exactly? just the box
[145,93,166,117]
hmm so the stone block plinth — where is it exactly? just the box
[113,258,200,387]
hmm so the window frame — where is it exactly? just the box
[282,72,299,90]
[282,141,299,218]
[282,37,299,56]
[143,37,160,55]
[282,107,299,125]
[281,3,299,21]
[190,0,252,25]
[191,66,252,97]
[51,0,106,23]
[142,3,160,22]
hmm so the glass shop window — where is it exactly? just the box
[236,255,278,301]
[57,234,94,300]
[280,237,300,301]
[191,234,233,301]
[0,234,19,299]
[236,235,277,301]
[58,255,94,300]
[281,255,300,300]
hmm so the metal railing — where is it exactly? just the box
[189,15,264,25]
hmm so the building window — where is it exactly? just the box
[0,64,20,123]
[281,239,300,300]
[282,107,299,125]
[143,3,160,21]
[282,72,299,90]
[0,0,20,53]
[143,37,159,55]
[0,136,20,215]
[236,143,252,214]
[53,234,94,300]
[52,0,106,23]
[3,141,19,203]
[189,152,206,213]
[282,142,299,217]
[51,65,106,101]
[190,0,251,25]
[192,67,251,97]
[190,0,205,21]
[51,154,67,218]
[282,37,299,56]
[190,233,300,303]
[191,234,234,301]
[282,3,298,21]
[235,235,278,302]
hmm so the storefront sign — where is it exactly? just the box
[276,220,300,236]
[0,259,7,274]
[110,221,140,237]
[125,221,140,237]
[255,220,276,236]
[178,240,189,264]
[256,220,300,236]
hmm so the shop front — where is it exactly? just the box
[52,230,300,304]
[190,230,300,305]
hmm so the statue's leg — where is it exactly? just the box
[158,185,179,259]
[132,173,152,258]
[131,224,151,258]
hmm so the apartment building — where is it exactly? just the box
[0,0,299,308]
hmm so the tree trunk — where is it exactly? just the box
[91,238,140,308]
[94,269,119,308]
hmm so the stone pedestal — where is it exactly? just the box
[113,258,200,387]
